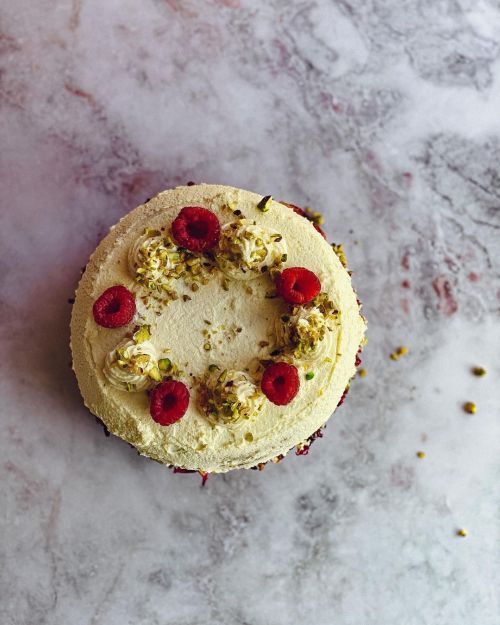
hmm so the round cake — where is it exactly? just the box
[71,184,366,473]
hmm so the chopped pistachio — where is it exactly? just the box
[358,368,367,378]
[257,195,272,212]
[456,528,468,537]
[191,283,199,292]
[416,451,426,459]
[281,253,287,262]
[208,364,220,373]
[305,371,315,380]
[133,324,151,344]
[472,366,487,377]
[182,294,192,302]
[203,342,211,351]
[143,227,161,237]
[158,358,172,371]
[203,319,212,325]
[148,366,162,382]
[244,432,254,442]
[463,401,477,414]
[396,346,409,356]
[331,243,347,267]
[303,206,324,225]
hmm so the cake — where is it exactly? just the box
[70,184,366,474]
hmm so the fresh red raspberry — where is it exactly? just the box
[275,267,321,304]
[92,285,136,328]
[261,362,299,405]
[150,380,190,426]
[171,206,221,252]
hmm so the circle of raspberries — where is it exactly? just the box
[150,380,190,426]
[171,206,221,252]
[275,267,321,305]
[261,362,300,406]
[92,285,136,328]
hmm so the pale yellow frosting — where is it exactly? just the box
[70,184,366,472]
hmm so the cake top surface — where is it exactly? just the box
[71,184,366,472]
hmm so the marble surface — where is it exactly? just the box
[1,1,500,623]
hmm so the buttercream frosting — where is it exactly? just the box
[70,184,366,472]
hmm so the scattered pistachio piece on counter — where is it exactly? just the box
[472,366,487,377]
[390,346,409,360]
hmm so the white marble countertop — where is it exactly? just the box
[1,1,499,623]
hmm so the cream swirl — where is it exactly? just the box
[128,230,182,292]
[216,219,287,280]
[199,368,264,428]
[103,339,159,392]
[275,294,339,362]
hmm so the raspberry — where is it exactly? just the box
[275,267,321,304]
[150,380,190,426]
[92,285,136,328]
[261,362,299,405]
[171,206,221,252]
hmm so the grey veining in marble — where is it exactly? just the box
[1,1,499,624]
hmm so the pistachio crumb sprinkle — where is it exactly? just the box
[456,528,468,537]
[416,451,426,459]
[305,371,315,380]
[390,346,409,361]
[358,368,367,378]
[257,195,272,212]
[472,366,487,377]
[158,358,172,371]
[463,401,477,414]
